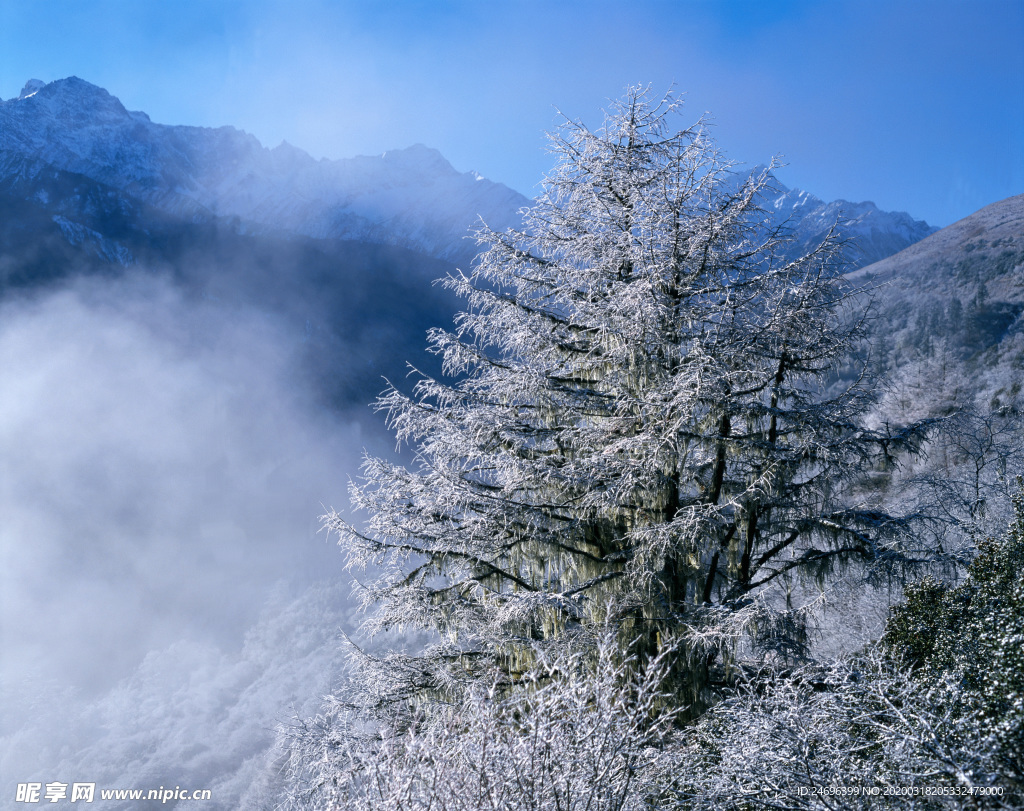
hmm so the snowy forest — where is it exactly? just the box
[1,64,1022,810]
[269,89,1024,809]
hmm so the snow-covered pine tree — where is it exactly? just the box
[327,86,933,715]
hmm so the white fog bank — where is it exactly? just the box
[0,275,379,808]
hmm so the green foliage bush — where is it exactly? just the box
[882,479,1024,788]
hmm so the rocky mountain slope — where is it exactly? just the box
[844,195,1024,566]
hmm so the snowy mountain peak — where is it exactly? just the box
[740,165,938,267]
[22,75,117,105]
[5,76,136,127]
[18,79,46,99]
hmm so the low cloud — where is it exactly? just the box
[0,273,377,806]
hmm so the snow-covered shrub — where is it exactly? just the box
[670,482,1024,809]
[274,635,685,811]
[675,652,1017,809]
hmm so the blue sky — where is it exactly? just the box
[1,0,1021,227]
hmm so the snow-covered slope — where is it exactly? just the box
[849,193,1024,298]
[0,77,527,263]
[852,193,1024,411]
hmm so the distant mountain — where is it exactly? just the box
[749,166,938,268]
[850,193,1024,303]
[1,78,938,277]
[0,77,528,265]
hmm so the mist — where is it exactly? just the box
[0,272,381,806]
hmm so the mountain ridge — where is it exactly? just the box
[0,77,527,264]
[747,163,938,267]
[1,77,938,271]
